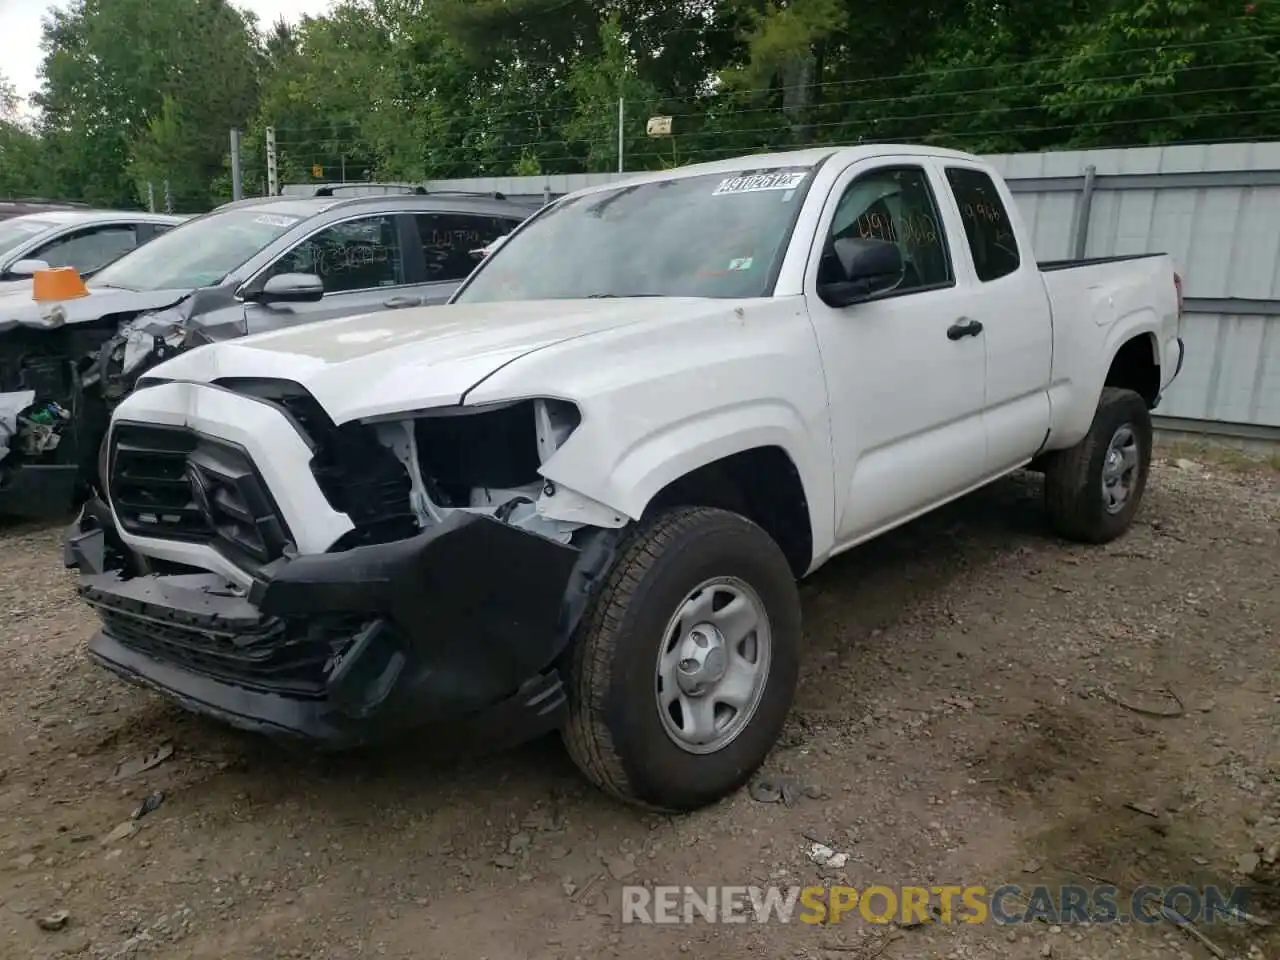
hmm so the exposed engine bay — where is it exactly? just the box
[0,288,242,513]
[191,378,589,552]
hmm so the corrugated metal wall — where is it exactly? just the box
[985,143,1280,435]
[292,141,1280,436]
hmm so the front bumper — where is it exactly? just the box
[65,498,581,748]
[0,463,79,518]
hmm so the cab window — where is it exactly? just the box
[263,215,406,293]
[821,166,952,294]
[944,167,1020,282]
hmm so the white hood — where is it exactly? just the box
[143,298,721,422]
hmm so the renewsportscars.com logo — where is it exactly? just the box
[621,884,1255,925]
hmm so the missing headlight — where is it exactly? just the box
[409,398,580,507]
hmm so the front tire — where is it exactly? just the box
[562,506,801,812]
[1043,387,1153,543]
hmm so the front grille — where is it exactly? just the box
[108,422,292,564]
[91,603,338,696]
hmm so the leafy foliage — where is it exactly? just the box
[2,0,1277,210]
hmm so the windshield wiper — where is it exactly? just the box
[585,292,667,298]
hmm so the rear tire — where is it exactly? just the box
[562,506,801,812]
[1043,387,1153,544]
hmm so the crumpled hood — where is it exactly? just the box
[142,297,728,422]
[0,284,194,333]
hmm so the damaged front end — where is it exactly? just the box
[0,287,233,518]
[0,317,119,517]
[64,379,622,748]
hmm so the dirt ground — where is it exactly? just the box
[1,442,1277,960]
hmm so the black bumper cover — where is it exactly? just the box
[0,463,79,519]
[65,500,581,748]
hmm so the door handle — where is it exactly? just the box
[382,295,422,309]
[947,318,984,340]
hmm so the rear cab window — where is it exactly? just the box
[943,167,1021,282]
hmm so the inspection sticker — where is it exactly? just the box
[712,171,808,196]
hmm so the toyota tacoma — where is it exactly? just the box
[63,145,1185,811]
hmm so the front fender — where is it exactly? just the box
[539,399,834,566]
[459,296,836,565]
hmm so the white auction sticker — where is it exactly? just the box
[254,214,299,227]
[712,171,808,196]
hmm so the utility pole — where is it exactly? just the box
[617,97,625,173]
[265,126,279,196]
[230,128,244,201]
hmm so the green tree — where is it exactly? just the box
[0,74,43,198]
[36,0,261,210]
[13,0,1280,198]
[1042,0,1280,147]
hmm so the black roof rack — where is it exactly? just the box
[423,189,510,200]
[312,182,427,198]
[307,182,508,201]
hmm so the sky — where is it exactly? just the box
[0,0,333,110]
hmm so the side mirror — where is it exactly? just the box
[255,272,324,304]
[818,238,904,307]
[10,258,51,277]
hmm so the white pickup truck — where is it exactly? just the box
[64,145,1184,811]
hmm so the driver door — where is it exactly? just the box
[805,158,990,547]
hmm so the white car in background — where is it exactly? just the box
[0,209,185,286]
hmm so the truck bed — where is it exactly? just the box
[1036,249,1180,438]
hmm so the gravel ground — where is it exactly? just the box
[1,444,1277,960]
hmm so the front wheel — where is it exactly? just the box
[562,506,801,812]
[1043,387,1153,544]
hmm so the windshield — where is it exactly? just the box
[90,209,303,291]
[0,216,56,258]
[454,166,816,302]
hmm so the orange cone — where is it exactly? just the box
[32,267,89,302]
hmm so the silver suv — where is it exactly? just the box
[0,188,539,518]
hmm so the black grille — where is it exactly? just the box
[108,422,292,564]
[91,603,338,696]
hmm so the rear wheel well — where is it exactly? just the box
[1105,335,1160,408]
[644,446,813,578]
